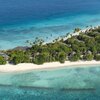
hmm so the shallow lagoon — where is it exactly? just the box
[0,65,100,100]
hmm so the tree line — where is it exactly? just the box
[0,26,100,65]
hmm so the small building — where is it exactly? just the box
[0,52,9,60]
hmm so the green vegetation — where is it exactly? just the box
[8,51,30,65]
[33,53,48,65]
[58,52,66,63]
[0,56,6,65]
[74,28,81,33]
[0,26,100,65]
[83,53,94,61]
[69,54,80,62]
[94,55,100,61]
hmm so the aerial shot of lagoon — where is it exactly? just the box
[0,0,100,100]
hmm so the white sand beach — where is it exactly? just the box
[0,60,100,72]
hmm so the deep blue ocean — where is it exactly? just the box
[0,0,100,49]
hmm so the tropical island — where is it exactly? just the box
[0,26,100,72]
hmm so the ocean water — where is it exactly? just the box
[0,0,100,99]
[0,0,100,49]
[0,65,100,100]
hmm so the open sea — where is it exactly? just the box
[0,0,100,49]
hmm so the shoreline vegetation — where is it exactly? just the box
[0,26,100,72]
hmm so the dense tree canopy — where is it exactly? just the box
[0,56,6,65]
[9,50,30,65]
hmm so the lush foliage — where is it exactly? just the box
[0,56,6,65]
[94,55,100,61]
[0,26,100,65]
[8,50,30,65]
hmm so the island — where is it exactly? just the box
[0,26,100,72]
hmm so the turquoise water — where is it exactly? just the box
[0,0,100,99]
[0,65,100,99]
[0,0,100,49]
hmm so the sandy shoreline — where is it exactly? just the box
[0,60,100,72]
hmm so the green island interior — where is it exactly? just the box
[0,26,100,65]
